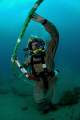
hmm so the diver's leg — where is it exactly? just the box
[48,77,60,107]
[33,81,50,113]
[33,81,47,103]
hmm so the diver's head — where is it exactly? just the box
[32,41,40,50]
[27,35,45,55]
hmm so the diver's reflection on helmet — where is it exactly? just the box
[26,36,45,55]
[32,42,40,50]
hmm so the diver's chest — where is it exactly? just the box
[31,56,54,72]
[33,57,46,72]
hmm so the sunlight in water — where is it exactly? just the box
[62,0,80,12]
[0,0,80,12]
[0,0,36,8]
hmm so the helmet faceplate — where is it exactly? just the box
[27,37,45,54]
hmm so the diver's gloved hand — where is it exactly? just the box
[31,13,45,24]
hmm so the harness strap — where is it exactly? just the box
[39,73,48,89]
[40,53,48,73]
[29,60,42,64]
[30,53,59,89]
[30,52,49,89]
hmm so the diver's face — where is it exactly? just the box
[32,42,39,49]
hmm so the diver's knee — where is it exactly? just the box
[50,96,59,105]
[33,93,47,103]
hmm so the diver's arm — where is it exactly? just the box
[43,20,59,58]
[31,13,59,58]
[22,56,31,69]
[32,13,59,42]
[43,20,59,44]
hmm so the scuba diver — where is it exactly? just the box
[23,13,59,113]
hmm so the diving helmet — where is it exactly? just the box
[27,35,45,54]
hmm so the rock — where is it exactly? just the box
[59,89,79,106]
[74,87,80,95]
[21,106,28,111]
[50,118,55,120]
[10,87,29,97]
[10,79,34,97]
[0,88,9,94]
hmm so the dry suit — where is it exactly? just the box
[24,20,59,104]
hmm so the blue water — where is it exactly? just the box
[0,0,80,87]
[0,0,80,120]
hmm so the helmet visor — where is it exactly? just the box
[28,37,45,51]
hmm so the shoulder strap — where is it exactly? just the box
[40,52,48,74]
[30,54,42,76]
